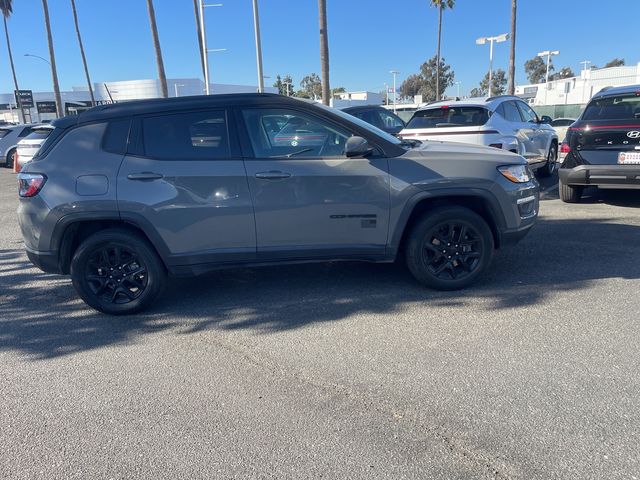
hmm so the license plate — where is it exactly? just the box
[618,152,640,164]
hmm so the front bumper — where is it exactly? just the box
[560,165,640,188]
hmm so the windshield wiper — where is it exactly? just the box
[270,148,314,158]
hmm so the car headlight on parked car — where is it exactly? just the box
[497,165,532,183]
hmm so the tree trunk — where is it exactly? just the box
[41,0,63,118]
[193,0,206,82]
[70,0,95,106]
[507,0,517,95]
[436,4,442,101]
[146,0,168,98]
[317,0,330,105]
[3,16,24,123]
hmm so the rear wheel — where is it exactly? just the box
[559,179,583,203]
[5,149,16,169]
[538,143,557,177]
[405,207,494,290]
[70,229,167,315]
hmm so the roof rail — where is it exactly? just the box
[485,94,519,102]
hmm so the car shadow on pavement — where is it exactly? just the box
[1,216,640,360]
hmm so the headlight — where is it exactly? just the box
[498,165,532,183]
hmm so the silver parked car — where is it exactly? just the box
[0,124,45,169]
[15,125,55,171]
[399,96,559,177]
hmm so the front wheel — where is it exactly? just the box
[538,143,557,177]
[5,149,16,169]
[405,207,494,290]
[70,229,167,315]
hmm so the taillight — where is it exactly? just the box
[560,142,571,154]
[18,173,47,197]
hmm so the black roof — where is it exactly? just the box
[53,93,310,128]
[592,84,640,99]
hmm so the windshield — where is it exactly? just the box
[24,128,53,141]
[406,106,490,129]
[314,103,402,145]
[583,93,640,121]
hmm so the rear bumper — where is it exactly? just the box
[559,165,640,188]
[25,247,62,274]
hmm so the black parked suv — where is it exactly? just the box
[559,85,640,202]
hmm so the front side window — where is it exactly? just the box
[582,94,640,121]
[516,102,539,123]
[242,108,352,158]
[142,110,229,159]
[405,107,490,129]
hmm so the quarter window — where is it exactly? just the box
[241,108,352,158]
[102,119,131,155]
[141,110,230,159]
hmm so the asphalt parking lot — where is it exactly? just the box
[1,167,639,479]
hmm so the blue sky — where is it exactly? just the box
[1,0,638,97]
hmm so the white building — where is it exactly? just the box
[330,91,383,109]
[516,62,640,107]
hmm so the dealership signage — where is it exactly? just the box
[36,101,57,114]
[14,90,34,108]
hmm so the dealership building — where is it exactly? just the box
[0,78,276,123]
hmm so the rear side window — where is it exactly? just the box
[141,110,230,160]
[406,107,489,129]
[102,119,131,155]
[498,101,523,123]
[583,94,640,121]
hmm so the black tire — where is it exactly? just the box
[405,206,494,290]
[538,143,557,177]
[5,148,16,169]
[70,229,167,315]
[559,179,583,203]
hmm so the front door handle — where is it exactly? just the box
[127,172,164,181]
[255,171,291,180]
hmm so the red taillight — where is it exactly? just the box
[568,127,584,132]
[18,173,47,197]
[560,142,571,154]
[440,105,450,109]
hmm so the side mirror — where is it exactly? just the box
[345,136,374,158]
[540,115,552,124]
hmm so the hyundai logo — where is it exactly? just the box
[627,131,640,139]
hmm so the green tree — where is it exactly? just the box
[273,74,295,96]
[475,69,507,96]
[400,74,425,100]
[331,86,346,96]
[524,55,553,84]
[317,0,330,105]
[300,73,322,99]
[146,0,168,98]
[604,58,625,68]
[70,0,95,105]
[418,55,455,101]
[507,0,517,94]
[430,0,455,100]
[550,67,574,81]
[41,0,63,117]
[0,0,24,122]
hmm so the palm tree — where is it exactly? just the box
[507,0,517,95]
[192,0,206,82]
[41,0,63,117]
[70,0,95,106]
[430,0,454,101]
[1,0,24,122]
[146,0,168,98]
[317,0,330,105]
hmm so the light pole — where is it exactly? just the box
[476,33,509,96]
[24,53,51,66]
[538,50,560,104]
[580,60,591,74]
[174,83,185,97]
[252,0,265,93]
[389,70,399,112]
[454,81,462,98]
[198,1,223,94]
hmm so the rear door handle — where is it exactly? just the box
[255,171,291,180]
[127,172,164,181]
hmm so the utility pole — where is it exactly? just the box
[252,0,264,93]
[389,70,399,112]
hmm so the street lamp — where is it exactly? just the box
[198,1,224,94]
[538,50,560,104]
[24,53,51,66]
[252,0,265,93]
[174,83,185,97]
[389,70,399,112]
[476,33,509,96]
[454,81,462,98]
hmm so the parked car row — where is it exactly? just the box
[0,123,54,171]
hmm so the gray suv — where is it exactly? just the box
[17,94,539,314]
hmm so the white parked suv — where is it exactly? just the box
[399,96,559,176]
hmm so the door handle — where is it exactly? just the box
[255,171,291,180]
[127,172,164,181]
